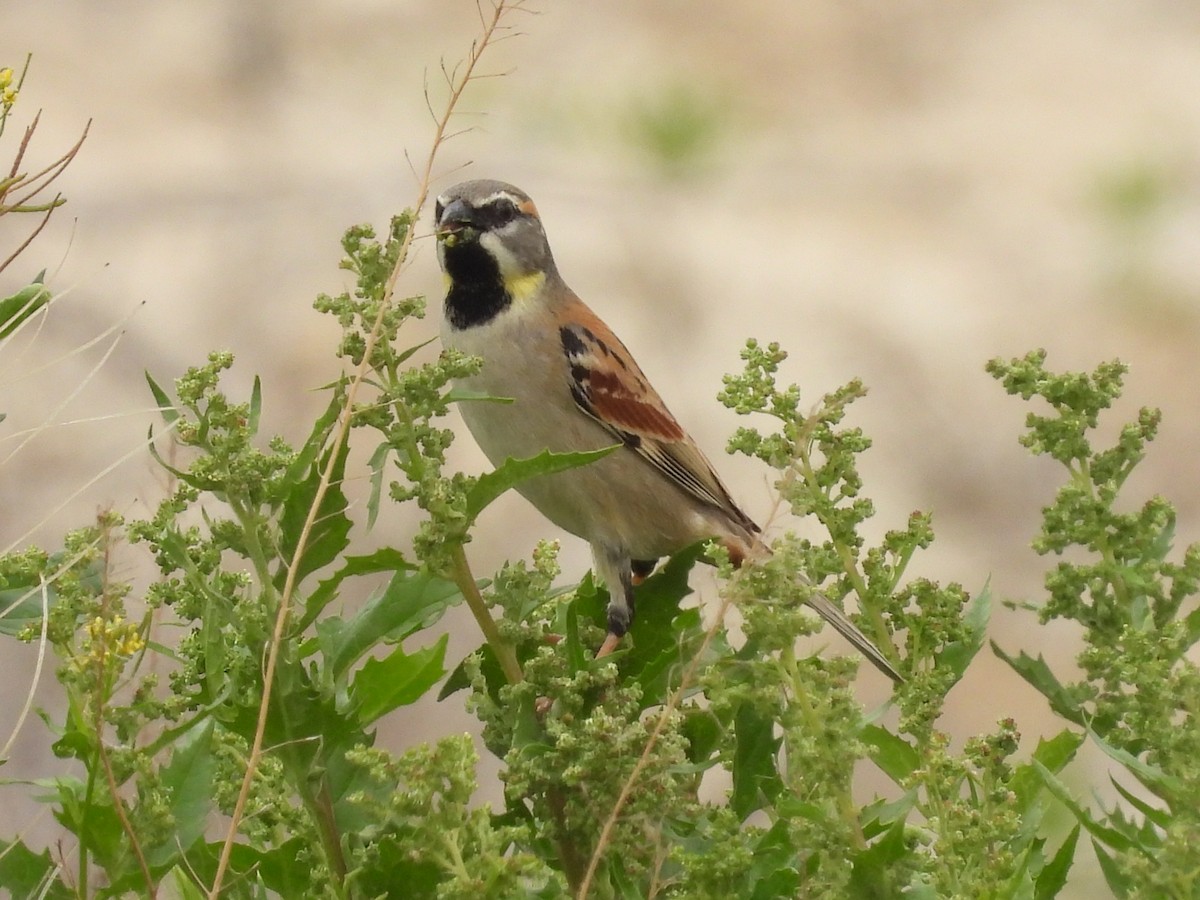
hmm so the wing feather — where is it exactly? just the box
[558,315,754,530]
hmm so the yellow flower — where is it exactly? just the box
[0,68,12,89]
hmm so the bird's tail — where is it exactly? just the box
[804,592,905,684]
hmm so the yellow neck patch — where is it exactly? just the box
[503,270,546,305]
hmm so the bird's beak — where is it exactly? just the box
[435,199,477,246]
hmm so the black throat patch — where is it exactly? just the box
[442,241,511,330]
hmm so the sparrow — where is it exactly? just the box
[434,179,903,683]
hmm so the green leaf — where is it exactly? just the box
[350,634,448,724]
[366,441,389,529]
[281,388,345,493]
[247,374,263,435]
[1032,760,1135,851]
[991,642,1085,725]
[298,546,415,632]
[848,816,908,898]
[317,569,460,680]
[563,599,588,675]
[1107,776,1169,829]
[145,719,216,867]
[0,840,71,899]
[0,584,47,636]
[1011,729,1084,812]
[860,791,918,838]
[145,371,180,425]
[681,707,723,765]
[1034,824,1079,900]
[185,837,315,898]
[444,386,515,404]
[1086,727,1184,801]
[1091,839,1133,899]
[168,866,209,900]
[861,724,919,784]
[0,281,51,340]
[438,642,505,702]
[938,583,991,679]
[747,819,801,898]
[279,435,352,588]
[465,446,618,524]
[621,544,709,703]
[50,777,126,869]
[731,703,782,818]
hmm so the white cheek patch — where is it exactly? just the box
[480,231,520,275]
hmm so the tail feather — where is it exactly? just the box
[804,593,905,684]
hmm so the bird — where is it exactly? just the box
[433,178,903,683]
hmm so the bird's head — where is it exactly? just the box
[434,180,556,294]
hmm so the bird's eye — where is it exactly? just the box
[478,198,520,230]
[434,199,444,221]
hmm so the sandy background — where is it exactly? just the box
[4,2,1200,894]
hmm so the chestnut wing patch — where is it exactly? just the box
[560,323,738,514]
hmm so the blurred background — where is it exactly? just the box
[3,2,1199,894]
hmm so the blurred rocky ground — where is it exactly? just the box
[3,3,1199,894]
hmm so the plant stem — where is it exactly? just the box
[448,544,523,684]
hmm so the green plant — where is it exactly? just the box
[988,351,1200,900]
[3,13,1200,900]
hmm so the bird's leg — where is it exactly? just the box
[630,558,658,586]
[594,546,635,658]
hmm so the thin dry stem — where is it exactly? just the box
[0,318,125,467]
[207,2,525,895]
[0,116,88,274]
[0,199,57,274]
[0,578,50,763]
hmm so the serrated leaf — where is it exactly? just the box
[991,642,1085,725]
[731,703,782,818]
[350,634,448,723]
[465,446,618,523]
[297,546,415,632]
[1011,729,1084,812]
[848,816,908,898]
[860,790,918,837]
[0,839,71,899]
[282,388,345,491]
[938,582,991,679]
[621,544,708,703]
[146,719,215,866]
[1032,760,1134,851]
[1091,839,1133,899]
[317,569,460,679]
[681,707,723,766]
[438,643,504,702]
[184,837,313,898]
[1034,824,1079,900]
[1107,776,1169,829]
[1087,726,1184,801]
[168,867,209,900]
[279,436,352,588]
[861,724,920,784]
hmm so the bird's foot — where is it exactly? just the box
[596,632,622,658]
